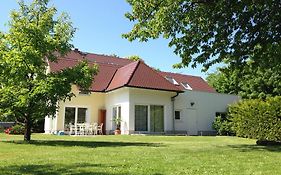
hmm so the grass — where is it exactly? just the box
[0,134,280,175]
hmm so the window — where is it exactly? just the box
[77,108,87,123]
[113,106,121,119]
[113,106,122,129]
[135,105,148,131]
[175,111,181,120]
[150,105,164,132]
[64,107,88,131]
[181,82,192,90]
[135,105,164,132]
[65,107,75,125]
[165,76,179,85]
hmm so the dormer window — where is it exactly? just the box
[165,76,179,85]
[181,82,192,90]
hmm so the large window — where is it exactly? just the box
[135,105,148,131]
[65,107,75,125]
[64,107,88,130]
[113,106,122,129]
[150,105,164,132]
[77,108,87,123]
[135,105,164,132]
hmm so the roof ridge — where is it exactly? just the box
[126,61,141,85]
[160,70,203,79]
[131,61,182,92]
[104,68,119,92]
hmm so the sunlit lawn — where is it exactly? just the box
[0,133,280,175]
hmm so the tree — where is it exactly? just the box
[0,0,98,141]
[206,60,281,99]
[127,55,142,61]
[123,0,281,70]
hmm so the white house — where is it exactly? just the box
[44,49,239,135]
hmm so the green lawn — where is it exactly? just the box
[0,134,280,175]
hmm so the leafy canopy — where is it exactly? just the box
[0,0,97,140]
[123,0,281,70]
[206,59,281,99]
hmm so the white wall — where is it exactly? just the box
[174,90,239,135]
[105,88,130,134]
[44,85,105,133]
[129,88,177,133]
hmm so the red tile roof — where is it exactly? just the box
[48,50,215,93]
[125,61,182,92]
[159,71,216,93]
[106,61,139,91]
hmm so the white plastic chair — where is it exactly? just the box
[97,123,103,135]
[92,123,98,135]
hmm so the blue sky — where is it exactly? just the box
[0,0,219,78]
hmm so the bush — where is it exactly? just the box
[0,127,5,133]
[5,124,25,135]
[212,115,235,136]
[229,96,281,142]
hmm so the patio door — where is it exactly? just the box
[135,105,148,131]
[64,107,88,131]
[150,105,164,132]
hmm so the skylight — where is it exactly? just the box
[181,82,192,90]
[165,76,179,85]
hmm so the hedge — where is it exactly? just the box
[229,96,281,142]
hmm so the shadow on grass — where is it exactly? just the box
[4,140,162,148]
[227,144,281,152]
[0,163,127,175]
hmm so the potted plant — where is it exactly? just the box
[112,117,122,135]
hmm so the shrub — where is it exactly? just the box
[6,124,25,135]
[212,115,235,136]
[229,96,281,142]
[0,127,4,133]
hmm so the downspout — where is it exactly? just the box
[171,92,179,134]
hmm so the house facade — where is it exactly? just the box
[44,50,239,135]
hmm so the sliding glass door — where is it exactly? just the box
[135,105,148,131]
[150,105,164,132]
[64,107,88,131]
[134,105,164,132]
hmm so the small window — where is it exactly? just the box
[175,111,181,120]
[165,76,179,85]
[181,82,192,90]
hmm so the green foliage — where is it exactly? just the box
[0,0,98,140]
[127,55,142,61]
[9,124,25,135]
[212,116,234,136]
[111,117,122,129]
[124,1,281,70]
[229,96,281,142]
[206,60,281,99]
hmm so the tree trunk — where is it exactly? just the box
[24,117,32,141]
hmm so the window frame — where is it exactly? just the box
[175,110,181,120]
[181,82,192,90]
[63,106,89,131]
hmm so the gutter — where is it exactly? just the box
[171,92,179,134]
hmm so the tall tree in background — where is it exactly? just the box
[123,1,281,70]
[127,55,142,61]
[0,0,98,141]
[206,60,281,99]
